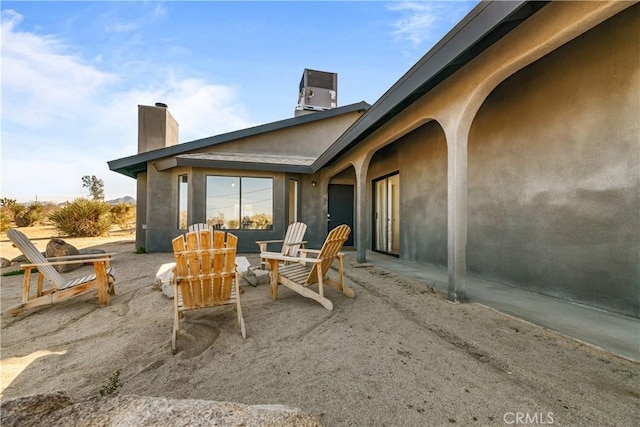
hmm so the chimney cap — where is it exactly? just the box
[155,102,168,108]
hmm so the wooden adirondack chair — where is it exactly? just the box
[4,228,115,317]
[171,229,246,354]
[256,222,307,270]
[187,223,222,233]
[187,223,218,247]
[261,224,354,311]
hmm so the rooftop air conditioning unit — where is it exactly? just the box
[296,69,337,113]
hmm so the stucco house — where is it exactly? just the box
[109,0,639,318]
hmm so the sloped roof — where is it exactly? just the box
[312,0,548,170]
[109,1,548,178]
[108,101,370,178]
[155,152,317,174]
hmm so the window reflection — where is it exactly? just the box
[206,176,273,230]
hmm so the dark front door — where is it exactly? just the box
[328,184,354,246]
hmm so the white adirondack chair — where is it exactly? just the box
[256,222,307,269]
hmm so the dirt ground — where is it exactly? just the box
[0,227,638,426]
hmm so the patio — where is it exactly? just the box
[1,239,638,425]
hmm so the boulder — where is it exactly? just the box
[0,393,321,427]
[244,266,272,287]
[253,268,271,286]
[11,254,32,264]
[79,248,106,256]
[45,239,81,273]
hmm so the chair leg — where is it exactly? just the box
[279,277,334,311]
[108,275,116,295]
[268,259,280,300]
[235,275,246,339]
[172,286,181,354]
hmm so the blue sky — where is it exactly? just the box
[1,1,478,203]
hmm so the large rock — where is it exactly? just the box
[244,266,271,287]
[45,239,81,273]
[0,393,321,427]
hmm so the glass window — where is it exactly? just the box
[206,176,273,230]
[178,175,188,229]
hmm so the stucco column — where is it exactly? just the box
[446,124,468,303]
[353,157,371,263]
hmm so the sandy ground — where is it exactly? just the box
[0,227,638,426]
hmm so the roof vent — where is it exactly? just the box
[155,102,168,108]
[296,69,337,114]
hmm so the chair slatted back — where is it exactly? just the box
[282,222,307,257]
[187,223,212,233]
[7,228,66,288]
[172,230,237,308]
[187,223,215,247]
[305,224,350,285]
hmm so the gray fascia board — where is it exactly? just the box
[174,157,313,174]
[107,101,369,177]
[311,0,530,171]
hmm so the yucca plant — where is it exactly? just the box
[49,198,112,237]
[110,203,136,232]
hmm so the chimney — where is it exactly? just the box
[138,103,179,153]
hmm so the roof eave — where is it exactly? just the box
[108,101,370,178]
[312,0,548,171]
[172,157,314,174]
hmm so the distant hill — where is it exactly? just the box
[107,196,136,205]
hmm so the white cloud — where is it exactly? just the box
[1,10,116,127]
[0,10,254,203]
[388,1,440,45]
[388,1,473,49]
[105,22,139,33]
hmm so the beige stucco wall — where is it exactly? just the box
[138,109,365,252]
[398,122,448,267]
[317,1,638,315]
[467,5,639,316]
[133,2,638,316]
[142,165,288,253]
[190,111,363,158]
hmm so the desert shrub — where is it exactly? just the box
[15,202,43,227]
[0,198,43,228]
[99,370,123,397]
[110,203,136,232]
[36,202,60,226]
[49,198,112,237]
[0,211,11,232]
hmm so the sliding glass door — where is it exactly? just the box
[374,173,400,255]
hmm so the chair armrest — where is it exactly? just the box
[260,251,322,264]
[298,248,321,257]
[256,239,285,245]
[45,253,115,261]
[20,258,111,268]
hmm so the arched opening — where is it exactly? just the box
[467,5,639,316]
[367,120,447,264]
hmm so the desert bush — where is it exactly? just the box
[15,202,43,227]
[0,198,43,228]
[99,370,123,397]
[0,211,10,232]
[110,203,136,232]
[49,198,112,237]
